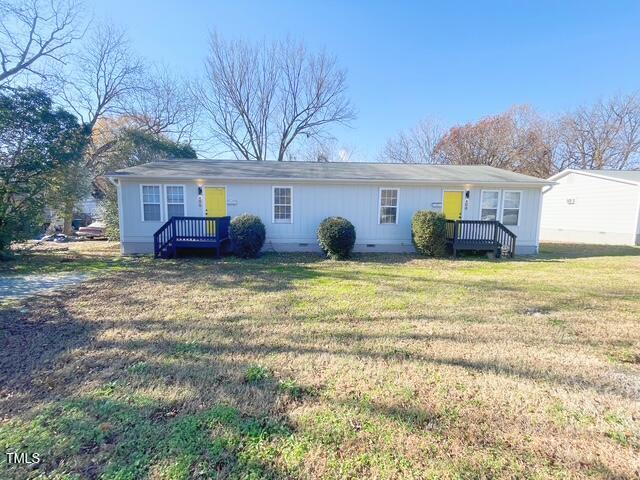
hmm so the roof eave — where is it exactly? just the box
[549,169,640,186]
[106,173,552,187]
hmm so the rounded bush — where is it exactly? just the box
[230,214,266,258]
[411,210,447,257]
[317,217,356,260]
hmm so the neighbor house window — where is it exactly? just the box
[379,188,398,224]
[502,191,521,226]
[480,190,499,221]
[141,185,161,221]
[165,185,185,218]
[273,187,292,223]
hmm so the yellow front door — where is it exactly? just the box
[205,187,227,235]
[205,187,227,217]
[443,191,463,220]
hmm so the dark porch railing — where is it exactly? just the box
[153,216,230,259]
[446,220,516,258]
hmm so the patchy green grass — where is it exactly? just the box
[0,241,142,276]
[0,241,639,479]
[245,365,271,383]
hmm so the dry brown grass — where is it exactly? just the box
[1,242,639,479]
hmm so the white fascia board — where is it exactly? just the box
[549,169,640,186]
[108,175,553,188]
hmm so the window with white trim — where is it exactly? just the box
[273,187,292,223]
[165,185,185,218]
[502,191,521,226]
[480,190,499,221]
[379,188,398,224]
[141,185,161,221]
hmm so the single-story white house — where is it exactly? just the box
[107,160,552,256]
[541,169,640,246]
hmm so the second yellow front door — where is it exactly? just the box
[443,191,463,220]
[205,187,227,217]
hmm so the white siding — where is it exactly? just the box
[117,179,543,254]
[540,172,640,245]
[637,201,640,242]
[467,188,542,248]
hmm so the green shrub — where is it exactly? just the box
[230,214,266,258]
[317,217,356,260]
[411,210,447,257]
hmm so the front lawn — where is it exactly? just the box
[1,243,639,479]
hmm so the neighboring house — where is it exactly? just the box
[541,169,640,246]
[107,160,552,255]
[44,195,100,232]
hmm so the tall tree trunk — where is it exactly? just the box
[62,201,75,236]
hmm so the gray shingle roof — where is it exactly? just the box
[108,159,552,185]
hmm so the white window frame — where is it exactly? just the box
[140,184,162,222]
[501,190,522,227]
[272,186,293,224]
[378,188,399,225]
[480,189,500,222]
[164,184,186,219]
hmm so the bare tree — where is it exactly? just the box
[0,0,84,85]
[51,23,143,232]
[379,118,444,163]
[57,22,144,175]
[555,94,640,171]
[123,65,200,144]
[60,23,143,132]
[296,137,358,162]
[196,34,355,161]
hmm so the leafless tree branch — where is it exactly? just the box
[379,118,444,164]
[122,65,200,144]
[196,34,355,161]
[556,93,640,171]
[59,22,143,130]
[0,0,85,85]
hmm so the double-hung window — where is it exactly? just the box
[379,188,398,224]
[502,191,521,226]
[273,187,292,223]
[480,190,499,221]
[141,185,161,221]
[165,185,185,218]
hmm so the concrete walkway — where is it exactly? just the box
[0,273,88,301]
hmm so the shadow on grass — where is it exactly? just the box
[84,327,639,402]
[1,249,638,478]
[126,257,531,300]
[0,297,98,404]
[0,293,300,478]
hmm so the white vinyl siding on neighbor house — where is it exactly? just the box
[272,186,292,224]
[165,185,185,218]
[541,171,640,245]
[379,188,399,224]
[141,185,161,222]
